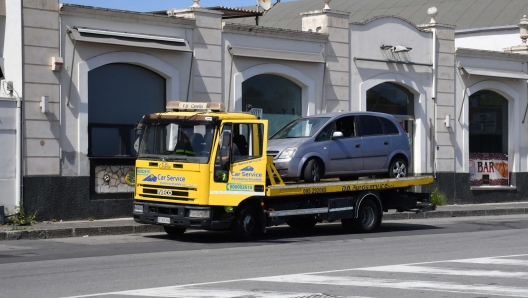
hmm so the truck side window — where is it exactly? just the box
[232,123,263,163]
[214,124,234,182]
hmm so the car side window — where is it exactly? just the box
[358,115,384,136]
[315,121,335,142]
[379,117,400,135]
[335,116,356,138]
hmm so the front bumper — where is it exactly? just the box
[273,157,302,179]
[133,201,233,230]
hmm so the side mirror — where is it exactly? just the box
[332,131,344,139]
[133,122,145,155]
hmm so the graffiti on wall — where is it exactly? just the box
[95,165,135,193]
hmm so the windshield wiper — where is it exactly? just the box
[164,156,188,161]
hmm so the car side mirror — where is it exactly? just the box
[332,131,344,139]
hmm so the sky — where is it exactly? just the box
[61,0,294,12]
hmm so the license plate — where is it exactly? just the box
[157,217,170,224]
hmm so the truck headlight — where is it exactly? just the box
[278,147,297,159]
[189,209,210,218]
[134,204,144,214]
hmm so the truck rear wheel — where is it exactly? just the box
[231,204,260,241]
[286,216,317,230]
[163,226,186,236]
[342,199,381,233]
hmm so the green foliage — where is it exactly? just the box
[10,204,37,226]
[430,188,447,206]
[88,217,94,221]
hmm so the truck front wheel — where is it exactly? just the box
[231,204,260,241]
[342,199,381,233]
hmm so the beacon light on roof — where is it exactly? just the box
[166,101,226,112]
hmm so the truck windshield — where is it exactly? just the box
[138,122,215,164]
[270,117,330,139]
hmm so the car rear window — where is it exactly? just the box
[379,117,400,135]
[359,115,384,136]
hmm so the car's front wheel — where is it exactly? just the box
[389,157,407,178]
[303,159,322,183]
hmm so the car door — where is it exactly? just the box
[358,115,391,171]
[327,116,363,174]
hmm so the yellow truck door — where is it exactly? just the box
[209,120,268,206]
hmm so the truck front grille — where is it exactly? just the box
[139,184,192,201]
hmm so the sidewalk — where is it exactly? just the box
[1,202,528,241]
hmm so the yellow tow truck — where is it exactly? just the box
[133,102,435,240]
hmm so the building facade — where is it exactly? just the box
[1,0,528,220]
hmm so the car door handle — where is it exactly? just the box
[384,141,389,145]
[355,144,361,148]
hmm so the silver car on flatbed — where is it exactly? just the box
[267,111,411,182]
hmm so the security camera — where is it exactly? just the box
[391,45,412,53]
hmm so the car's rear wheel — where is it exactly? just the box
[303,159,322,183]
[389,157,407,178]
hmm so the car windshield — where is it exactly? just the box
[138,121,215,164]
[270,117,330,139]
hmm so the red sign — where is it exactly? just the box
[469,153,508,186]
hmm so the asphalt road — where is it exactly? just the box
[1,214,528,298]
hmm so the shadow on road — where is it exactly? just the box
[144,221,443,245]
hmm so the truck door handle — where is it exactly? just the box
[355,144,361,148]
[384,141,389,145]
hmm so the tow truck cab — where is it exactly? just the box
[133,101,268,230]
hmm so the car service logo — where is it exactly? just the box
[240,166,254,172]
[142,174,158,182]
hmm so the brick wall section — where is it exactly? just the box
[22,0,60,175]
[420,23,456,172]
[434,25,456,172]
[302,10,350,112]
[175,8,223,103]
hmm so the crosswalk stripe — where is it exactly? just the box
[251,274,528,297]
[451,257,528,266]
[105,288,321,298]
[355,264,528,278]
[63,254,528,298]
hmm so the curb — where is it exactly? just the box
[1,208,527,241]
[383,207,527,220]
[0,224,164,241]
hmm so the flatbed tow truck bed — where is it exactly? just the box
[266,176,435,197]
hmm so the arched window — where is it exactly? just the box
[88,63,166,156]
[242,74,301,136]
[468,90,509,186]
[366,82,414,115]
